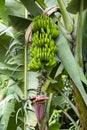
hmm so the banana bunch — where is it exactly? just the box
[28,15,59,71]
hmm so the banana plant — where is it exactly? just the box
[0,0,87,130]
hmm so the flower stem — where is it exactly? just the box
[24,9,28,130]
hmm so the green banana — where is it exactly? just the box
[28,14,59,71]
[37,19,41,28]
[46,59,56,68]
[46,25,50,34]
[43,19,47,29]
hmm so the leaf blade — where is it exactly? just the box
[56,34,87,105]
[20,0,42,16]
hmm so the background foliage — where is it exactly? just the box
[0,0,87,130]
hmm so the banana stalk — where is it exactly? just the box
[57,0,73,33]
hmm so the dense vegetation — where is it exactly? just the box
[0,0,87,130]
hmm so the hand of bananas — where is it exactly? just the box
[28,15,59,71]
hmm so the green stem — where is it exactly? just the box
[24,41,28,130]
[57,0,73,32]
[76,0,84,67]
[24,9,28,130]
[24,42,27,102]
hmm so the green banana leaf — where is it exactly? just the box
[0,0,5,18]
[27,71,40,97]
[56,34,87,105]
[0,0,8,24]
[0,34,11,62]
[67,0,87,14]
[5,0,25,18]
[0,62,23,71]
[9,15,32,31]
[0,99,15,130]
[20,0,42,17]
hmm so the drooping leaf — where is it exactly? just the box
[67,0,87,14]
[20,0,42,17]
[56,34,87,105]
[9,15,32,31]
